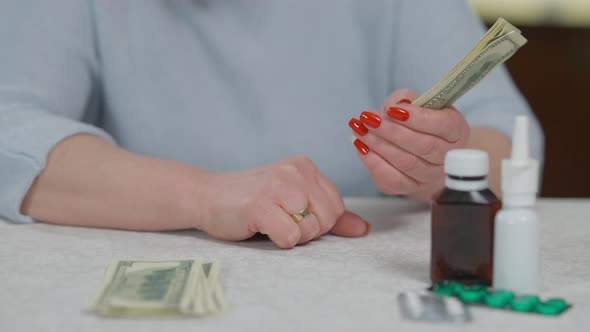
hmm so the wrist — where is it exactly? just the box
[167,161,213,232]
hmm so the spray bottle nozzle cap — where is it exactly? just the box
[511,116,530,163]
[501,116,539,207]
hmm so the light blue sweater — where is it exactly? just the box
[0,0,543,223]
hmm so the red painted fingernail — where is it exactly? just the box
[387,107,410,121]
[348,118,368,136]
[353,139,369,155]
[360,111,381,128]
[397,98,412,104]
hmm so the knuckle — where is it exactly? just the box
[292,155,317,173]
[277,163,299,177]
[265,180,295,207]
[275,164,304,184]
[294,155,313,165]
[266,176,286,195]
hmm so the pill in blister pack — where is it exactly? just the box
[397,290,472,323]
[432,281,571,316]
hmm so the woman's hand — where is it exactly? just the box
[199,156,370,248]
[22,135,368,247]
[348,89,470,201]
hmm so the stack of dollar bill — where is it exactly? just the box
[91,259,226,317]
[413,17,527,109]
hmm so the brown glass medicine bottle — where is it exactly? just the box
[431,149,501,286]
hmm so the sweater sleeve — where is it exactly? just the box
[0,0,115,223]
[390,0,544,163]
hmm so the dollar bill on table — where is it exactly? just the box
[413,17,527,109]
[91,259,226,317]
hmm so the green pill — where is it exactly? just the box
[433,283,454,296]
[492,290,515,302]
[459,290,486,303]
[536,303,563,315]
[484,293,510,308]
[545,298,568,311]
[519,295,541,307]
[449,282,465,293]
[465,284,487,292]
[510,296,537,312]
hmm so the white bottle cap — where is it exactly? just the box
[501,116,539,207]
[444,149,489,191]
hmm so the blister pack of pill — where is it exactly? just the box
[432,281,570,316]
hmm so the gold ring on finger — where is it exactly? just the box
[290,207,311,223]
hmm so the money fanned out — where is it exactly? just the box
[413,18,527,109]
[91,259,226,317]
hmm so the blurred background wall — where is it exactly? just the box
[468,0,590,197]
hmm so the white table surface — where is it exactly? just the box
[1,197,589,332]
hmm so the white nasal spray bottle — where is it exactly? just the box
[493,116,540,293]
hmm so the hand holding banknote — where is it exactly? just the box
[350,89,470,201]
[349,18,527,200]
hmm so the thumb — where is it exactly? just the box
[330,210,371,237]
[382,88,419,111]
